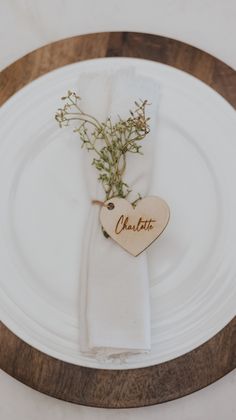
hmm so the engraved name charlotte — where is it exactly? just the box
[115,215,156,235]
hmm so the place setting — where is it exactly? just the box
[0,32,235,408]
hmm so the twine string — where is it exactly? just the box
[91,199,115,210]
[91,199,107,207]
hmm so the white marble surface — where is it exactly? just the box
[0,0,235,419]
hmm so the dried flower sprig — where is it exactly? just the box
[55,91,150,202]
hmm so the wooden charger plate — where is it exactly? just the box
[0,32,235,408]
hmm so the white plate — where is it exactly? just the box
[0,58,236,370]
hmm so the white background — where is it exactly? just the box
[0,0,235,419]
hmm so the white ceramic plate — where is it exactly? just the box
[0,58,236,369]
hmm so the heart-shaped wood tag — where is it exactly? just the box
[100,196,170,256]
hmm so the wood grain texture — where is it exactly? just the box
[0,32,235,408]
[100,197,170,256]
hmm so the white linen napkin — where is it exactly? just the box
[78,67,159,359]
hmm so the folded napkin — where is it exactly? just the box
[78,67,159,359]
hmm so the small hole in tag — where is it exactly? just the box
[107,202,115,210]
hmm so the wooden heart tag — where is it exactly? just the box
[100,196,170,256]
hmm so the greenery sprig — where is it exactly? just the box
[55,91,150,202]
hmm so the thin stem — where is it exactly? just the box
[55,93,150,202]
